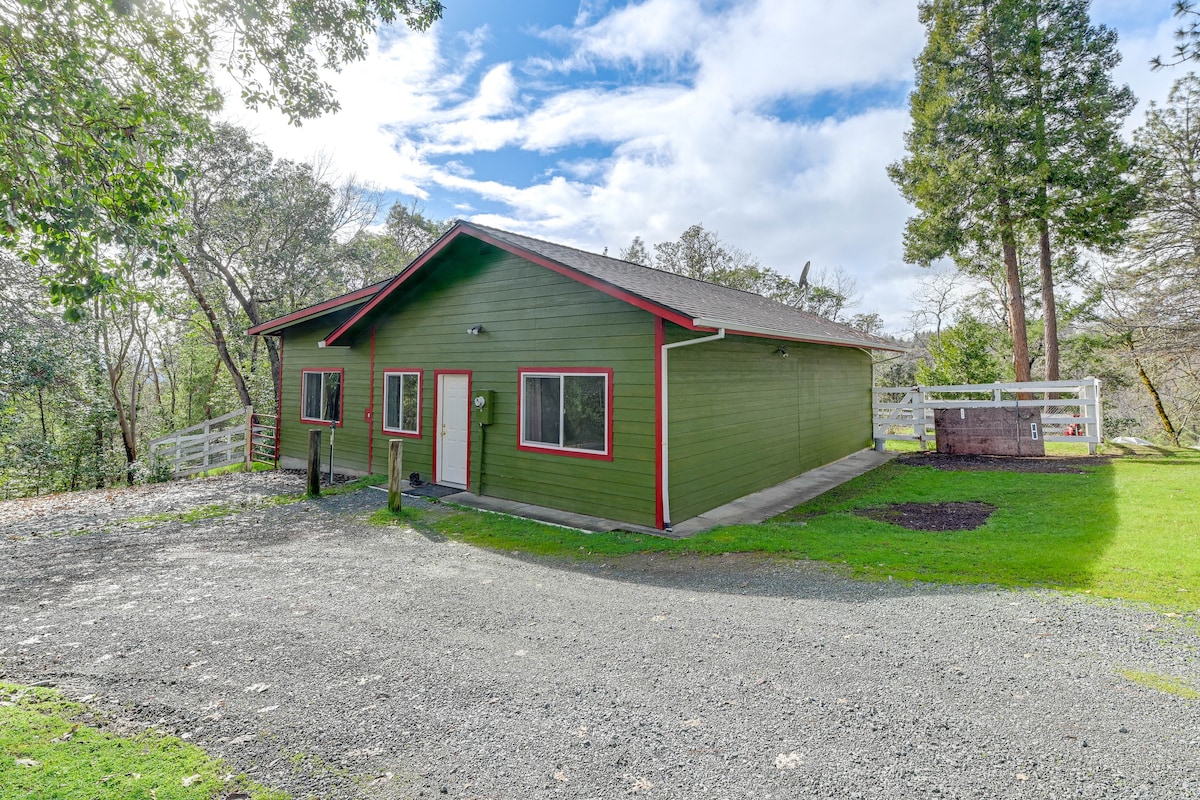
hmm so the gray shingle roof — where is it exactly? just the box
[464,222,902,351]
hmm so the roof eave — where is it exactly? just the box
[690,317,906,352]
[246,283,384,336]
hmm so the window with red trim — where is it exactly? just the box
[301,369,343,424]
[382,370,421,436]
[520,370,609,456]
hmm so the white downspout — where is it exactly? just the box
[661,328,725,530]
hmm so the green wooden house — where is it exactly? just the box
[249,222,900,531]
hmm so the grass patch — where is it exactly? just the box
[0,682,287,800]
[765,451,1200,609]
[1116,669,1200,700]
[191,461,275,479]
[370,453,1200,612]
[119,474,386,529]
[325,474,386,493]
[304,473,386,499]
[127,505,241,525]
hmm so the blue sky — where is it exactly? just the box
[224,0,1186,331]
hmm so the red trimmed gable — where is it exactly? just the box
[321,222,692,346]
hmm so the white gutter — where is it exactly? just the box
[661,328,725,530]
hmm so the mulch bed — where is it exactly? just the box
[897,452,1107,474]
[856,501,996,531]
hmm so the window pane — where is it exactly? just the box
[323,372,341,422]
[563,375,605,452]
[303,373,323,420]
[523,376,560,445]
[385,374,401,430]
[401,373,419,432]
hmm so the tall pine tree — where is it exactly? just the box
[890,0,1135,383]
[890,0,1036,382]
[1018,0,1136,381]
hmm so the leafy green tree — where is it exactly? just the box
[622,224,861,321]
[1128,75,1200,339]
[618,236,651,267]
[338,198,451,289]
[184,126,366,407]
[650,224,770,290]
[0,0,443,311]
[916,315,1005,386]
[0,253,121,495]
[1086,74,1200,445]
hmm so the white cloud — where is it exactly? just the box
[222,0,1181,331]
[1111,16,1186,127]
[544,0,710,70]
[696,0,923,103]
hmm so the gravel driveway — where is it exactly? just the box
[1,475,1197,799]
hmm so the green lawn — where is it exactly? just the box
[0,683,287,800]
[375,449,1200,612]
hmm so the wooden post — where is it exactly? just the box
[388,439,403,513]
[244,406,253,470]
[307,429,322,496]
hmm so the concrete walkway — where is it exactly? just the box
[411,449,894,538]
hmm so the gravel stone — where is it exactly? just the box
[1,475,1197,799]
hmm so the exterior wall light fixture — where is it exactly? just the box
[467,325,484,336]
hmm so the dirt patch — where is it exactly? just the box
[856,501,996,531]
[898,452,1107,474]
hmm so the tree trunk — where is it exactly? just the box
[91,336,106,489]
[177,260,254,408]
[37,388,47,439]
[1131,349,1179,446]
[998,195,1032,383]
[266,336,281,416]
[1028,4,1058,383]
[1038,220,1060,381]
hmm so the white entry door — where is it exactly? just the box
[436,373,470,489]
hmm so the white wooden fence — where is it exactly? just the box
[873,378,1103,455]
[149,407,278,478]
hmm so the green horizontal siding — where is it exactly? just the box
[666,326,872,524]
[279,242,658,526]
[278,319,374,475]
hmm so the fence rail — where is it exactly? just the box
[250,412,278,466]
[149,406,277,478]
[873,378,1103,455]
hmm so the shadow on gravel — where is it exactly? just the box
[476,548,990,603]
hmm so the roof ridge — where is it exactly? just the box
[462,220,853,327]
[462,220,826,310]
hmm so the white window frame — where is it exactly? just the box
[382,369,422,437]
[518,369,611,458]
